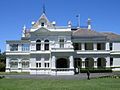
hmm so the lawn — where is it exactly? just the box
[0,78,120,90]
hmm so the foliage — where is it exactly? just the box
[0,52,6,72]
[80,68,112,73]
[0,62,5,71]
[0,78,120,90]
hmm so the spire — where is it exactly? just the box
[43,3,46,14]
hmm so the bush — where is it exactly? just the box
[80,68,112,73]
[0,62,5,72]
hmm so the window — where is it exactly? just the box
[22,44,30,51]
[110,57,113,66]
[110,43,113,50]
[36,40,41,51]
[59,38,64,48]
[45,63,49,68]
[97,43,105,50]
[73,43,81,50]
[10,44,18,51]
[41,22,44,26]
[22,62,29,69]
[10,62,18,68]
[39,63,41,67]
[44,40,49,50]
[36,63,38,68]
[85,43,93,50]
[36,63,41,68]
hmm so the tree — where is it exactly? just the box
[0,52,6,72]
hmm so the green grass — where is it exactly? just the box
[0,78,120,90]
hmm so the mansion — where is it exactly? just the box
[5,12,120,75]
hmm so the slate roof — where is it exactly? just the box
[102,32,120,41]
[72,29,120,41]
[72,29,106,37]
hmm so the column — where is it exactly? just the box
[81,43,85,50]
[18,44,22,51]
[94,43,97,50]
[41,57,45,68]
[69,56,74,69]
[30,58,36,68]
[106,42,110,50]
[51,56,56,69]
[18,58,22,69]
[6,57,10,68]
[94,58,97,68]
[30,41,36,51]
[41,41,44,50]
[6,44,10,51]
[106,57,110,68]
[81,57,85,68]
[6,58,10,72]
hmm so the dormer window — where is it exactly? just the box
[41,22,44,26]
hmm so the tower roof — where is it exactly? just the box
[31,13,53,29]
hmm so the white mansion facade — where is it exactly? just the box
[6,12,120,75]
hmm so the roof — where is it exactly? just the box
[102,32,120,41]
[72,29,106,37]
[31,13,53,29]
[72,29,120,41]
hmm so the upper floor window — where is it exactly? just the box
[44,40,49,50]
[73,43,81,50]
[10,44,18,51]
[110,43,113,50]
[41,22,44,26]
[36,40,41,51]
[22,44,30,51]
[97,43,105,50]
[59,38,64,48]
[85,43,93,50]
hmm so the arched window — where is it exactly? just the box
[36,40,41,51]
[44,40,49,50]
[85,58,94,69]
[97,58,106,68]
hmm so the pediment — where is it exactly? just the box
[34,27,50,33]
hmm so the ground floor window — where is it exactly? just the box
[36,63,41,68]
[56,58,68,68]
[22,62,29,69]
[10,62,18,69]
[97,58,106,68]
[45,63,49,68]
[110,58,113,66]
[74,58,82,68]
[85,58,94,68]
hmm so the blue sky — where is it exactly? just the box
[0,0,120,52]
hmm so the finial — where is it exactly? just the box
[23,25,26,30]
[68,20,72,28]
[87,18,91,25]
[22,25,26,37]
[87,18,91,30]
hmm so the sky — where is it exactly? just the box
[0,0,120,52]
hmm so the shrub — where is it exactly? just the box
[80,68,112,73]
[0,62,5,72]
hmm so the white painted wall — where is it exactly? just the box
[113,43,120,51]
[113,58,120,67]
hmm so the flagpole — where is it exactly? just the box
[76,14,80,29]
